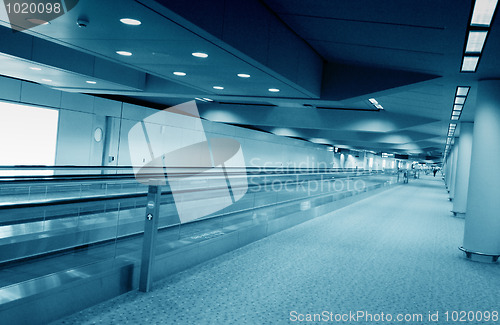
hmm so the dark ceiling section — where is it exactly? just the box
[321,63,440,101]
[262,0,469,74]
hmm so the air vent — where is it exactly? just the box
[226,123,273,134]
[219,102,277,107]
[316,106,378,111]
[287,136,310,142]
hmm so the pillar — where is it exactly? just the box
[444,148,454,189]
[463,80,500,261]
[452,122,474,217]
[448,141,459,200]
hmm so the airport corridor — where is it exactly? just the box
[52,176,500,325]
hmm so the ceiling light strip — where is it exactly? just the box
[461,0,498,72]
[471,0,498,27]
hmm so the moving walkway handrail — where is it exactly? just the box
[0,165,377,176]
[0,166,381,186]
[0,170,379,211]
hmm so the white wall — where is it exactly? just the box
[0,76,334,170]
[118,102,334,170]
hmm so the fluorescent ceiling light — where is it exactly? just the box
[456,87,470,96]
[116,51,132,56]
[213,86,224,90]
[237,73,251,78]
[375,104,384,109]
[202,98,213,102]
[465,30,488,53]
[369,98,378,104]
[452,111,461,116]
[455,97,466,104]
[120,18,141,26]
[268,88,280,92]
[86,81,97,84]
[454,104,463,111]
[471,0,498,27]
[461,56,480,72]
[451,116,459,120]
[450,123,457,127]
[173,72,186,76]
[192,52,208,58]
[41,79,52,82]
[29,67,42,71]
[195,97,205,102]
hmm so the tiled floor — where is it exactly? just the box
[52,176,500,325]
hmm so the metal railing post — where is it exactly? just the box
[139,182,161,292]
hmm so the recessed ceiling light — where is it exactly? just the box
[451,116,459,120]
[26,18,50,25]
[120,18,142,26]
[368,98,378,104]
[465,30,488,53]
[173,72,186,76]
[116,50,132,56]
[192,52,208,58]
[86,81,97,84]
[237,73,251,78]
[375,104,384,109]
[456,87,470,96]
[455,97,466,104]
[454,104,463,111]
[268,88,280,92]
[41,79,52,82]
[29,67,42,71]
[213,86,224,90]
[461,56,480,72]
[452,111,461,116]
[471,0,498,27]
[202,98,213,102]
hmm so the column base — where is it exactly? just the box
[459,246,499,263]
[451,211,465,219]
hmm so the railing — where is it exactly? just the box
[0,166,400,296]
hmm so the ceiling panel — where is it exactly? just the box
[0,0,495,160]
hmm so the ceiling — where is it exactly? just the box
[0,0,497,162]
